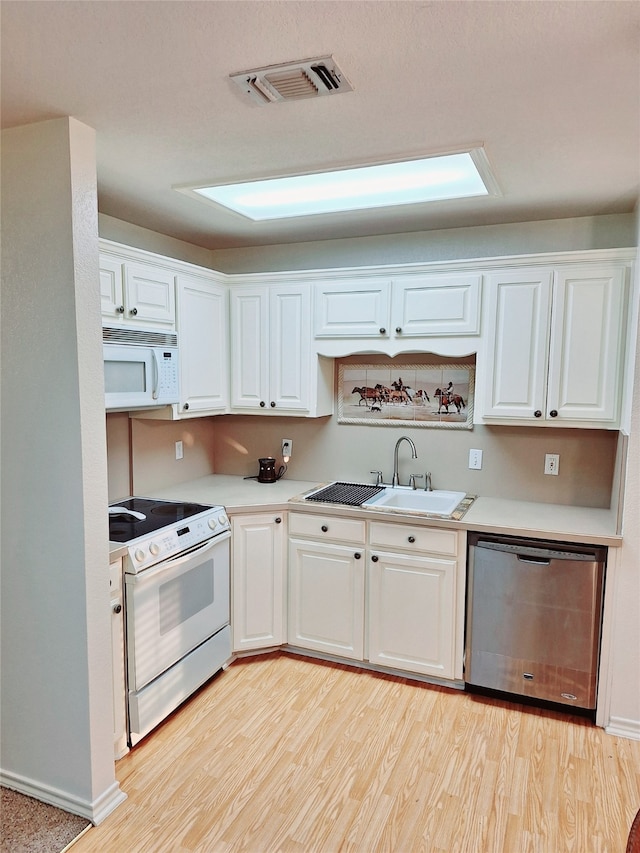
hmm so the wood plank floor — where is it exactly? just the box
[74,652,640,852]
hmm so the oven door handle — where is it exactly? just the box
[125,530,231,585]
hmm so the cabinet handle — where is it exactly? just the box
[275,517,282,524]
[354,552,361,559]
[549,409,558,418]
[408,535,416,543]
[130,307,138,316]
[395,326,402,334]
[534,410,542,418]
[371,555,379,562]
[183,402,190,410]
[321,525,328,532]
[270,401,276,408]
[112,603,122,614]
[260,401,266,408]
[379,328,386,335]
[116,305,125,314]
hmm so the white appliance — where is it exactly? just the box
[109,497,231,746]
[103,325,179,411]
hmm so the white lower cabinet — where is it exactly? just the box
[232,512,287,652]
[288,513,366,660]
[368,521,464,680]
[286,512,465,681]
[288,539,365,659]
[368,549,457,679]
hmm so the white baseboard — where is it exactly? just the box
[605,716,640,741]
[0,769,127,824]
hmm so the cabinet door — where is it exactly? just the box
[547,265,627,423]
[100,256,125,321]
[392,273,482,336]
[232,513,286,652]
[314,279,391,338]
[176,276,228,415]
[229,288,270,410]
[123,261,175,326]
[480,269,553,419]
[288,539,365,659]
[270,286,310,411]
[368,550,456,678]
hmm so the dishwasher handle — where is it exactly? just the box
[473,538,600,562]
[517,555,550,566]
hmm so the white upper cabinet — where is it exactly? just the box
[230,283,333,417]
[477,262,629,427]
[100,254,175,328]
[314,279,391,338]
[391,273,482,337]
[175,275,228,416]
[547,266,628,423]
[314,273,482,343]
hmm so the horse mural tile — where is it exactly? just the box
[338,363,474,429]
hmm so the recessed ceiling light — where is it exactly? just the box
[177,149,499,222]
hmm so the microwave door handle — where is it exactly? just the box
[151,349,159,399]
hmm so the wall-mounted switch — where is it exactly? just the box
[175,440,184,460]
[544,453,559,475]
[469,449,483,470]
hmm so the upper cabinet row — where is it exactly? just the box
[99,241,634,429]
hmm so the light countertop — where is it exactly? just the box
[139,474,622,547]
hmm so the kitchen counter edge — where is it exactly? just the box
[122,474,623,549]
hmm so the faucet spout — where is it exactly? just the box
[392,436,418,487]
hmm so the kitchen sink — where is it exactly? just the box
[363,487,466,516]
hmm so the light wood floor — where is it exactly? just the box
[74,652,640,852]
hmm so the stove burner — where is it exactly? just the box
[149,502,207,517]
[108,497,215,543]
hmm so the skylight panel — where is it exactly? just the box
[181,149,498,222]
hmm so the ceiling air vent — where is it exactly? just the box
[230,56,353,105]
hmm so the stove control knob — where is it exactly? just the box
[219,514,228,527]
[149,542,161,556]
[134,548,145,562]
[208,517,218,529]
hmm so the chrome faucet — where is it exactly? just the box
[392,436,418,487]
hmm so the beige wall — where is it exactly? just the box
[109,376,618,510]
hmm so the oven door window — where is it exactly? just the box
[159,562,213,635]
[125,539,230,692]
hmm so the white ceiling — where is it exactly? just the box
[2,0,639,251]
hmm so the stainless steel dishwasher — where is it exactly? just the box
[465,532,606,710]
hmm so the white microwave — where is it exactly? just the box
[103,326,179,411]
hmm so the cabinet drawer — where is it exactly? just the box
[368,521,458,556]
[289,512,366,544]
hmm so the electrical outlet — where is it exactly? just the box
[175,440,184,460]
[544,453,559,475]
[469,449,483,470]
[281,438,292,459]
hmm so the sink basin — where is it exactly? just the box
[363,487,466,516]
